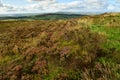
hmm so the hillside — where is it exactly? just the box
[0,13,84,20]
[0,13,120,80]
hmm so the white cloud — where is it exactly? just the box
[107,5,115,10]
[0,0,3,7]
[84,0,107,9]
[0,0,120,14]
[117,0,120,2]
[0,0,21,13]
[26,1,83,12]
[0,0,13,13]
[23,0,107,13]
[27,0,56,2]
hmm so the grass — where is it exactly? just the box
[0,13,120,80]
[91,25,120,51]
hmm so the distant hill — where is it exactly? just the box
[0,13,85,20]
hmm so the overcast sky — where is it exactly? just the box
[0,0,120,14]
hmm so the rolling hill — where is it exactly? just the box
[0,13,84,20]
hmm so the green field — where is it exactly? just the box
[0,13,120,80]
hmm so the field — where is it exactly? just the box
[0,13,120,80]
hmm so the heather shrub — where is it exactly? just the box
[0,13,120,80]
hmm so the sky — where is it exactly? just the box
[0,0,120,14]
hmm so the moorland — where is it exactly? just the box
[0,13,120,80]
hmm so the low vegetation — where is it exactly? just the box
[0,13,120,80]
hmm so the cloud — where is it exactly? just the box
[0,0,120,14]
[25,0,82,12]
[0,0,19,13]
[107,5,115,10]
[84,0,107,9]
[24,0,107,13]
[0,5,16,13]
[117,0,120,2]
[0,0,3,6]
[27,0,56,2]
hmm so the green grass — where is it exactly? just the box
[91,25,120,51]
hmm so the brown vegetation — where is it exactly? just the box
[0,13,120,80]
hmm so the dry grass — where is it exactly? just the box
[0,13,120,80]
